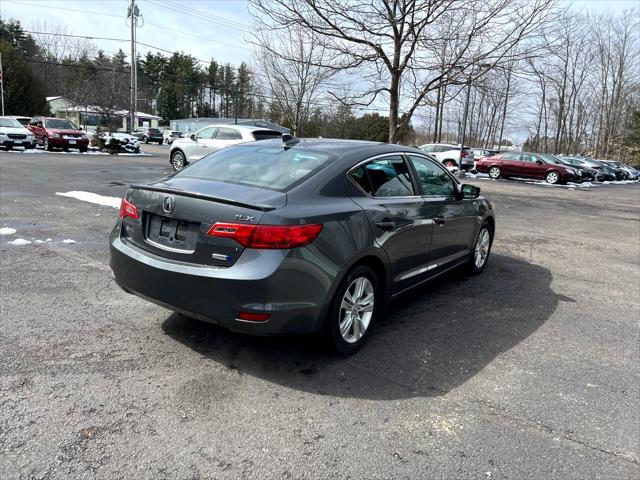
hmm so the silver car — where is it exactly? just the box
[169,124,283,171]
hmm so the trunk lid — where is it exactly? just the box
[122,178,286,267]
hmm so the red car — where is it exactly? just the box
[475,152,582,184]
[27,116,90,152]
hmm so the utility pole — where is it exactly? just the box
[458,76,472,177]
[0,52,5,116]
[128,0,142,133]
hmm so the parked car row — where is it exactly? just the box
[475,151,639,184]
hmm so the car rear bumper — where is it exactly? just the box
[109,235,330,335]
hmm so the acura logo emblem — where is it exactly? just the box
[162,196,175,214]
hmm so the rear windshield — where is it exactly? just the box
[16,118,30,125]
[149,128,161,133]
[252,130,283,141]
[175,144,335,191]
[46,118,78,130]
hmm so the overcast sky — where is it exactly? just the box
[2,0,637,69]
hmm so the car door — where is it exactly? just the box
[498,153,522,176]
[188,127,217,161]
[519,153,546,179]
[349,155,434,294]
[407,154,477,272]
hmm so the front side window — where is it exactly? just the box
[196,127,215,140]
[408,155,456,196]
[351,156,414,197]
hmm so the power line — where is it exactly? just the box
[12,1,125,18]
[146,0,252,33]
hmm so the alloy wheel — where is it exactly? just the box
[546,171,559,184]
[339,277,374,344]
[172,152,185,171]
[489,166,501,179]
[474,227,491,269]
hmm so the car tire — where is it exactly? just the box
[79,146,88,153]
[489,166,501,179]
[545,171,560,184]
[164,138,169,145]
[144,136,149,144]
[326,265,380,356]
[466,222,493,275]
[44,138,53,151]
[171,150,187,171]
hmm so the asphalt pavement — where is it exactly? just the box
[1,145,639,479]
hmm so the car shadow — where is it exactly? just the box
[161,253,564,400]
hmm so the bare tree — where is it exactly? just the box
[250,0,558,143]
[252,26,334,136]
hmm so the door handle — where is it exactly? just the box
[375,219,397,231]
[434,216,446,225]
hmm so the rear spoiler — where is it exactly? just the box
[130,184,278,212]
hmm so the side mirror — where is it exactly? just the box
[459,183,480,200]
[190,133,196,141]
[37,121,43,127]
[79,127,84,131]
[536,159,544,165]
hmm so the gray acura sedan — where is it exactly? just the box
[110,139,495,354]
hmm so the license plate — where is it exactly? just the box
[146,214,199,251]
[14,140,22,144]
[69,140,76,145]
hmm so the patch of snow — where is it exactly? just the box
[45,238,52,242]
[56,191,121,209]
[7,238,31,245]
[35,239,45,244]
[0,227,17,236]
[62,239,77,244]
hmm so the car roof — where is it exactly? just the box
[232,137,424,157]
[197,124,280,132]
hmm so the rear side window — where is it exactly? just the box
[215,127,242,140]
[420,145,434,153]
[350,156,414,197]
[176,144,335,191]
[252,130,283,141]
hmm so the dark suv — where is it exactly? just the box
[27,117,89,152]
[138,128,163,144]
[476,152,582,184]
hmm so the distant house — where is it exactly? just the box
[46,96,76,115]
[45,96,161,132]
[170,117,289,135]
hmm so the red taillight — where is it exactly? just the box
[119,198,139,220]
[207,223,323,249]
[237,311,270,322]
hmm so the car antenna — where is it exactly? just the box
[282,134,300,150]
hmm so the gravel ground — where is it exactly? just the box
[1,146,639,479]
